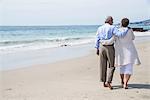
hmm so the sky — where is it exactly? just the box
[0,0,149,26]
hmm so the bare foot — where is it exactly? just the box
[106,83,113,90]
[103,82,108,87]
[124,84,128,89]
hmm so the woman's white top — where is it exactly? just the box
[101,27,141,67]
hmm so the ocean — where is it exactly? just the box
[0,25,150,53]
[0,25,98,53]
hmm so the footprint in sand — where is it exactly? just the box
[5,88,12,91]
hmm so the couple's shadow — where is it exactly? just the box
[113,83,150,90]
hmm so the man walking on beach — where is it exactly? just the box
[95,16,128,90]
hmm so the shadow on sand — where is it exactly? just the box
[113,83,150,90]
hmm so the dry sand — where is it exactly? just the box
[0,41,150,100]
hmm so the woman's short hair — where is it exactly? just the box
[121,18,129,27]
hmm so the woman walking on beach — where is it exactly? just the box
[101,18,141,89]
[115,18,141,89]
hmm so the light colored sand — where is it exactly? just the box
[0,41,150,100]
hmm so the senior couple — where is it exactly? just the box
[95,16,141,90]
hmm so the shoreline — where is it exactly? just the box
[1,33,150,71]
[1,43,94,71]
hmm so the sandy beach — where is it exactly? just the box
[0,35,150,100]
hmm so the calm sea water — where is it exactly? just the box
[0,25,98,52]
[0,25,149,52]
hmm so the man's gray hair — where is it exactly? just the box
[105,16,113,23]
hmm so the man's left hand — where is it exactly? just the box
[96,49,99,55]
